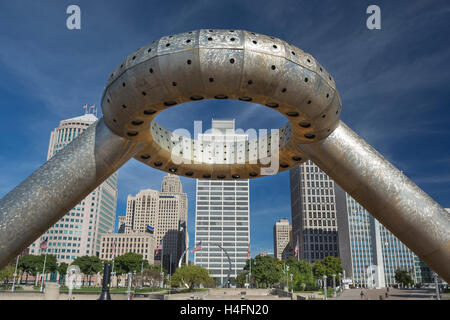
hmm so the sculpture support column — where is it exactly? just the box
[298,121,450,282]
[0,119,141,267]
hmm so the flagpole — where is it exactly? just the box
[248,244,251,289]
[40,251,47,292]
[11,255,19,292]
[249,258,252,289]
[161,239,164,288]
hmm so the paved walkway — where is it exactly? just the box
[332,288,436,300]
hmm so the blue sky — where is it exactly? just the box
[1,1,449,258]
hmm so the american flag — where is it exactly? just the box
[155,244,162,256]
[82,104,88,114]
[294,237,299,258]
[247,245,251,259]
[39,238,48,251]
[190,241,202,254]
[111,240,116,255]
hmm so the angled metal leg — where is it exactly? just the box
[0,119,141,267]
[298,121,450,283]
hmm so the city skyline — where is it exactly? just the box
[1,1,450,260]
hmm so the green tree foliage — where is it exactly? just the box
[236,271,249,287]
[284,258,315,290]
[18,255,40,276]
[57,263,69,284]
[312,256,343,283]
[36,254,57,274]
[112,252,149,275]
[394,269,414,287]
[17,254,57,284]
[71,256,103,286]
[0,265,15,286]
[244,255,282,288]
[170,265,215,291]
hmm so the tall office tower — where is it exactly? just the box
[194,120,250,287]
[273,219,293,260]
[378,223,422,286]
[29,112,118,263]
[335,183,430,287]
[289,160,339,263]
[123,174,188,272]
[335,185,386,288]
[159,174,188,272]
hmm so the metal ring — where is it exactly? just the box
[101,29,341,179]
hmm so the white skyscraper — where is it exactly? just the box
[194,120,250,287]
[29,112,118,263]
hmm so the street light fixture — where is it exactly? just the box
[332,274,336,297]
[323,275,328,300]
[290,273,293,293]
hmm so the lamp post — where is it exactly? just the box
[433,272,441,300]
[127,272,132,300]
[283,264,290,291]
[332,274,336,297]
[338,272,342,293]
[11,256,19,292]
[290,274,293,293]
[68,270,75,300]
[323,275,328,300]
[98,263,111,300]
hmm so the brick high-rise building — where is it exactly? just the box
[273,219,293,260]
[120,174,188,272]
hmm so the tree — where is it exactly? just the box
[284,258,315,290]
[236,271,249,288]
[312,260,327,279]
[113,252,149,275]
[312,256,343,285]
[244,255,282,288]
[395,269,414,287]
[170,265,215,291]
[57,263,69,284]
[71,256,102,286]
[36,254,57,274]
[0,265,15,287]
[18,254,40,284]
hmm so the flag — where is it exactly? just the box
[111,240,116,254]
[294,237,299,258]
[145,225,154,234]
[82,104,88,114]
[155,244,162,256]
[190,241,202,254]
[39,238,48,251]
[247,246,251,259]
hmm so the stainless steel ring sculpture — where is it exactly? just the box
[0,29,449,282]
